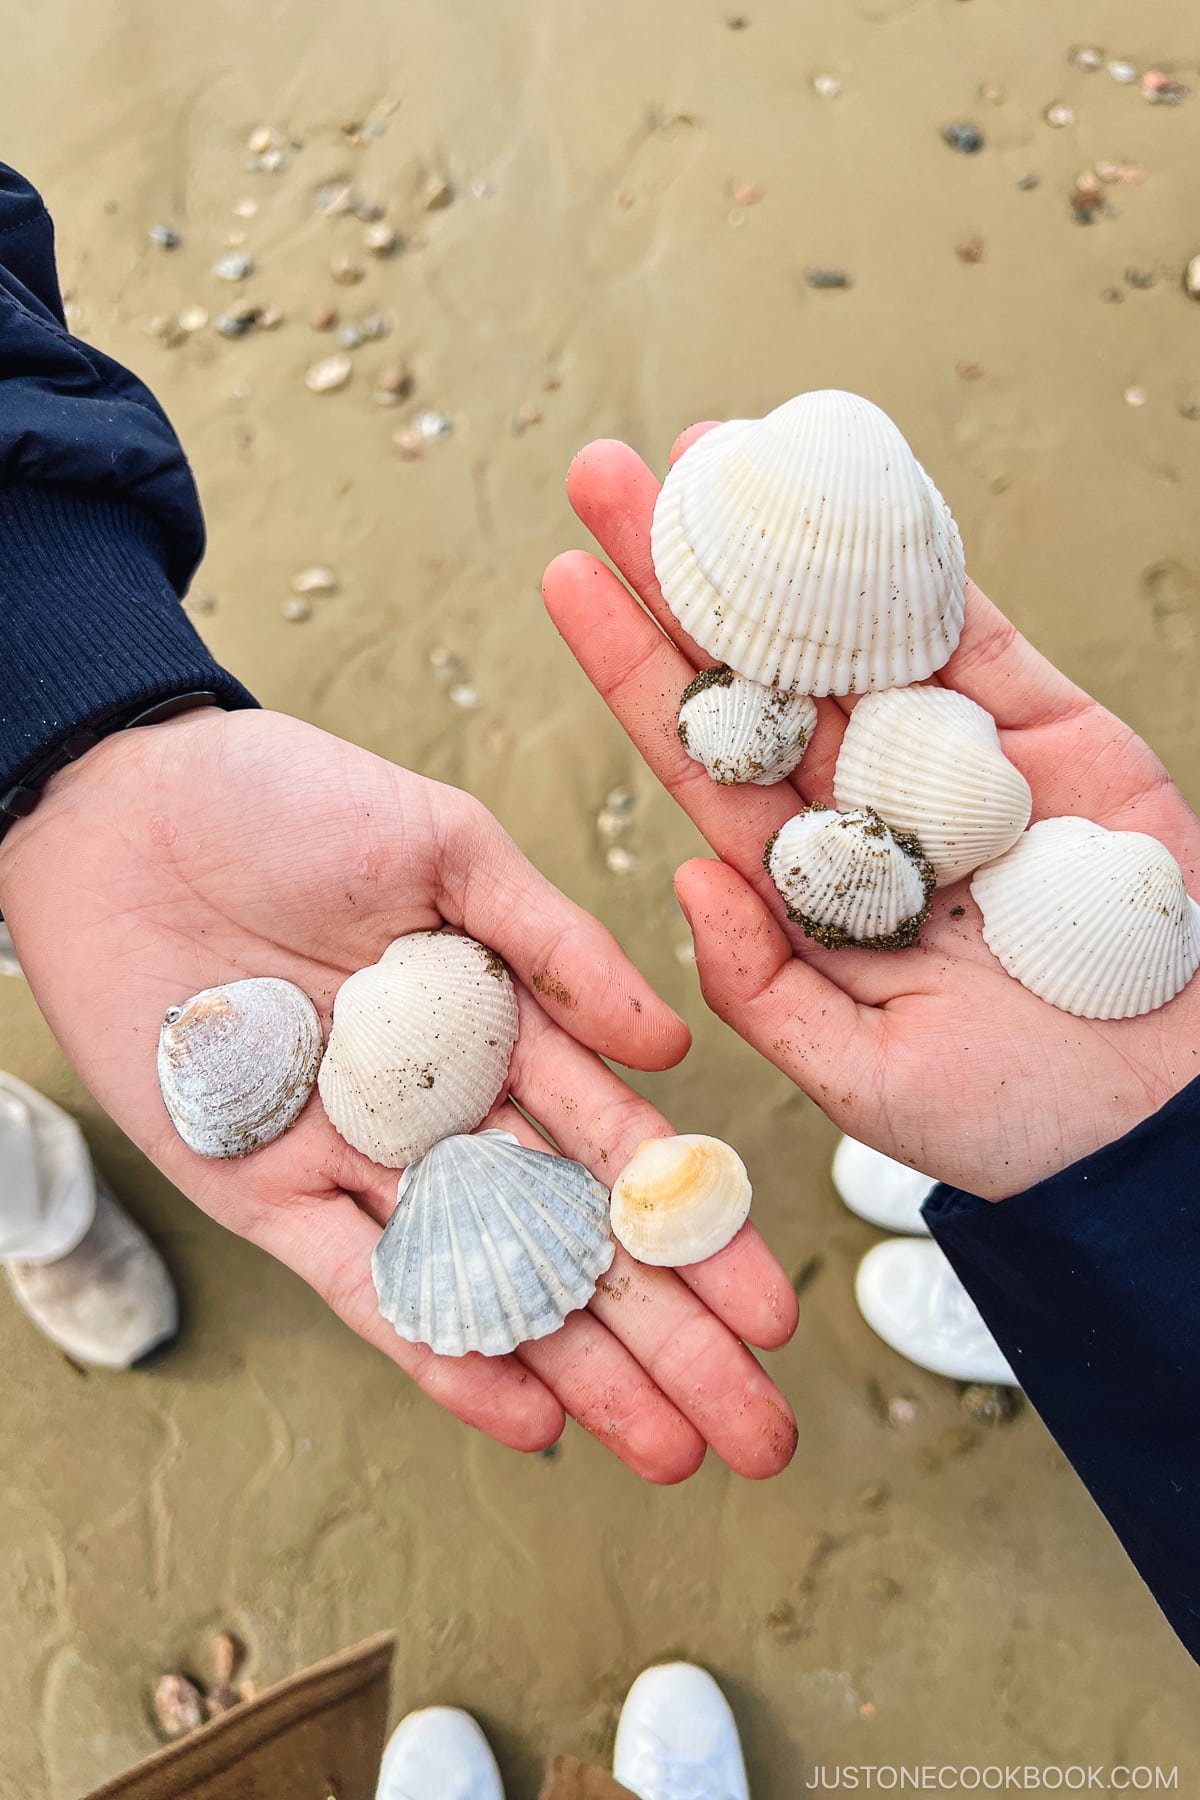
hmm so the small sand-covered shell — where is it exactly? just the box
[157,978,322,1159]
[766,804,935,950]
[318,932,518,1168]
[834,687,1032,884]
[651,391,966,695]
[609,1135,751,1267]
[372,1129,614,1355]
[677,666,817,786]
[970,817,1200,1019]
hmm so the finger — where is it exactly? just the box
[495,1096,796,1479]
[668,421,722,465]
[251,1191,566,1454]
[937,580,1092,730]
[565,438,714,659]
[675,856,882,1122]
[436,786,690,1071]
[586,1247,798,1480]
[508,991,798,1351]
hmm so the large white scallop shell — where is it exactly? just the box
[677,666,817,786]
[834,687,1032,884]
[651,390,966,695]
[372,1129,615,1356]
[609,1135,752,1267]
[970,818,1200,1020]
[766,805,935,949]
[157,978,323,1159]
[318,932,519,1168]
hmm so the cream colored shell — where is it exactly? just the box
[609,1134,752,1267]
[318,931,518,1167]
[677,667,817,786]
[766,805,935,950]
[970,818,1200,1019]
[157,978,323,1159]
[373,1130,614,1355]
[650,390,966,695]
[834,687,1032,884]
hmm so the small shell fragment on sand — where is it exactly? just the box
[305,353,353,393]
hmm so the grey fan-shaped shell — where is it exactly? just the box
[372,1129,615,1356]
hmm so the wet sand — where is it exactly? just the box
[3,1,1200,1793]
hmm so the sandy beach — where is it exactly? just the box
[2,1,1199,1792]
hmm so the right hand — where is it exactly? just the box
[544,427,1200,1199]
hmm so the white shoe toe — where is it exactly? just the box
[855,1239,1017,1386]
[613,1662,749,1800]
[376,1707,505,1800]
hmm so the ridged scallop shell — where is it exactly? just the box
[677,666,817,786]
[157,978,323,1159]
[766,804,935,950]
[970,817,1200,1019]
[372,1129,614,1355]
[651,390,966,695]
[318,932,518,1168]
[609,1134,752,1267]
[834,687,1032,884]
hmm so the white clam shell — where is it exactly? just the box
[609,1134,752,1267]
[157,978,323,1159]
[766,805,935,949]
[970,818,1200,1020]
[834,687,1032,884]
[678,667,817,786]
[372,1129,615,1355]
[651,390,966,695]
[318,932,518,1168]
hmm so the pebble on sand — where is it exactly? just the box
[805,267,852,289]
[331,256,366,285]
[311,306,338,331]
[416,410,453,440]
[420,174,455,211]
[1043,102,1075,128]
[281,597,312,622]
[213,252,254,282]
[942,122,984,154]
[364,221,399,256]
[1106,59,1138,84]
[1068,46,1105,72]
[292,566,338,596]
[955,236,985,263]
[154,1674,206,1740]
[178,305,210,333]
[374,362,414,405]
[305,353,353,393]
[811,72,841,98]
[1124,385,1148,407]
[149,223,181,249]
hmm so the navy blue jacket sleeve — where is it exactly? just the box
[0,163,255,791]
[924,1075,1200,1662]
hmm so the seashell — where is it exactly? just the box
[677,666,817,786]
[970,817,1200,1019]
[157,978,322,1159]
[318,932,518,1168]
[834,687,1032,884]
[372,1129,614,1355]
[650,390,966,695]
[765,804,935,950]
[609,1134,751,1266]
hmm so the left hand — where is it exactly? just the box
[0,707,798,1482]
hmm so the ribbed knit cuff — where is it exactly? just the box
[0,482,257,790]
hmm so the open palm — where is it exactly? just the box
[544,426,1200,1200]
[0,706,799,1481]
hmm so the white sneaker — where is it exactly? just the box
[613,1663,749,1800]
[0,1072,95,1264]
[832,1135,934,1235]
[855,1239,1017,1386]
[6,1182,178,1369]
[376,1707,504,1800]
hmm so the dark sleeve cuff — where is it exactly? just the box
[0,482,257,789]
[923,1073,1200,1662]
